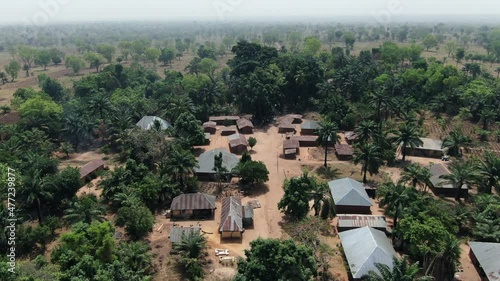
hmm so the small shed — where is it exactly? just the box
[469,242,500,281]
[278,122,296,134]
[237,118,254,134]
[283,138,300,159]
[404,138,443,158]
[329,177,373,214]
[283,114,303,124]
[428,163,468,198]
[219,197,253,239]
[79,159,106,181]
[0,112,21,125]
[344,131,358,144]
[203,121,217,135]
[170,193,216,219]
[301,120,320,135]
[136,116,171,131]
[339,227,397,280]
[228,133,248,154]
[291,136,319,147]
[337,215,387,232]
[169,227,201,244]
[335,144,354,160]
[221,125,238,136]
[209,116,240,126]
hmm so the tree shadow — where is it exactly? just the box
[245,183,270,198]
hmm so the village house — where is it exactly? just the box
[329,177,373,214]
[219,197,254,239]
[169,193,216,219]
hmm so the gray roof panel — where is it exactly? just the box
[195,148,239,174]
[339,227,396,279]
[469,242,500,281]
[136,116,171,130]
[329,178,373,207]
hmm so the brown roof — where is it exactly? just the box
[335,144,354,156]
[170,193,216,211]
[229,134,248,148]
[279,121,296,129]
[221,126,238,133]
[0,112,21,125]
[237,118,254,129]
[79,159,105,178]
[203,121,217,128]
[284,114,303,120]
[283,139,300,150]
[209,116,240,122]
[292,136,319,142]
[345,131,358,141]
[219,197,245,233]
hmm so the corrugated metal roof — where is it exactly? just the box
[243,205,254,219]
[79,159,105,178]
[221,126,238,132]
[337,215,387,230]
[136,116,171,130]
[335,144,354,156]
[301,120,320,130]
[0,112,21,125]
[339,227,396,279]
[169,226,201,243]
[194,148,239,174]
[345,131,358,141]
[428,163,468,190]
[203,121,217,128]
[237,118,254,129]
[169,227,201,244]
[329,178,372,207]
[469,242,500,281]
[170,193,216,211]
[291,136,319,142]
[279,121,296,129]
[219,197,244,232]
[228,134,248,148]
[413,138,443,151]
[209,116,240,122]
[283,139,300,150]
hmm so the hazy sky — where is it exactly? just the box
[4,0,500,24]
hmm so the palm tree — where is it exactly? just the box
[173,231,207,280]
[392,122,423,162]
[309,183,331,217]
[440,160,479,201]
[160,148,198,187]
[400,164,432,190]
[88,90,114,124]
[64,195,106,224]
[317,120,340,167]
[354,120,379,144]
[364,256,432,281]
[424,234,461,281]
[21,169,52,223]
[442,129,472,157]
[378,181,415,229]
[476,152,500,194]
[354,143,384,184]
[367,89,395,127]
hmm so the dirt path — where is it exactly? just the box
[455,243,482,281]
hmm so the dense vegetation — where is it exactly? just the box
[0,21,499,280]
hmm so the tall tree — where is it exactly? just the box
[278,173,318,220]
[392,122,424,162]
[400,164,432,190]
[440,160,479,201]
[354,143,384,184]
[173,232,207,281]
[21,169,52,223]
[442,129,472,157]
[160,148,197,188]
[476,152,500,193]
[317,120,340,167]
[17,46,37,76]
[4,60,20,82]
[64,195,106,224]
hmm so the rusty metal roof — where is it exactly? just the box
[283,139,300,150]
[337,215,387,230]
[335,144,354,156]
[209,116,240,122]
[170,193,216,211]
[203,121,217,128]
[291,136,319,142]
[237,118,254,129]
[79,159,105,179]
[229,134,248,148]
[219,197,245,233]
[0,112,21,125]
[169,226,201,244]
